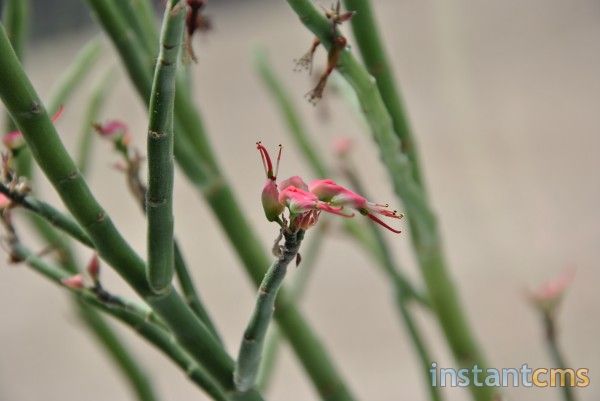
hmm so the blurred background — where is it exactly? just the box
[0,0,598,400]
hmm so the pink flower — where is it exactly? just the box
[2,106,64,151]
[256,142,403,233]
[279,185,353,229]
[309,179,403,233]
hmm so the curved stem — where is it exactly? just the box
[11,242,229,401]
[77,67,116,175]
[0,25,245,396]
[284,2,493,400]
[234,230,305,391]
[0,182,93,248]
[256,224,326,391]
[84,3,360,400]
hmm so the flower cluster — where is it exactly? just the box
[257,142,403,233]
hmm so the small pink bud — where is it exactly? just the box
[61,274,85,289]
[261,180,284,222]
[2,130,25,150]
[94,120,132,146]
[87,255,100,282]
[528,269,575,313]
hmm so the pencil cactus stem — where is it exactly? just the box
[0,183,94,248]
[145,0,184,293]
[234,230,305,392]
[2,0,29,133]
[0,26,246,395]
[77,67,116,175]
[285,2,494,400]
[342,0,425,188]
[86,2,360,400]
[11,242,229,401]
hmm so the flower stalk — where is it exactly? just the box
[234,229,305,392]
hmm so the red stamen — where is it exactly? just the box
[366,213,402,234]
[256,141,274,179]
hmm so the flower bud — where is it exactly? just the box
[261,180,284,222]
[61,274,85,289]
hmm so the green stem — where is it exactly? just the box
[77,67,116,174]
[85,3,359,400]
[342,0,425,188]
[145,0,184,293]
[543,314,576,401]
[256,224,326,391]
[0,25,251,397]
[234,230,305,391]
[18,36,102,183]
[0,182,93,247]
[11,242,229,401]
[284,2,493,400]
[2,0,28,133]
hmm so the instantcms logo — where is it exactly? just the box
[430,363,590,388]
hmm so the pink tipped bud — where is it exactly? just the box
[94,120,132,146]
[87,255,101,282]
[261,180,284,222]
[332,137,353,158]
[528,269,575,313]
[2,130,25,150]
[61,274,85,289]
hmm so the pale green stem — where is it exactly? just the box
[342,0,425,188]
[284,2,493,400]
[543,313,576,401]
[0,26,261,398]
[256,224,326,391]
[145,0,184,293]
[234,230,305,392]
[2,0,28,132]
[77,67,116,175]
[11,242,229,401]
[85,3,359,400]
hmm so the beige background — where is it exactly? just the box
[1,0,599,400]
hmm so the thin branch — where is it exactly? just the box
[234,229,305,391]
